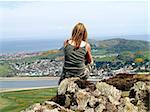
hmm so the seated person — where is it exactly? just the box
[59,22,93,84]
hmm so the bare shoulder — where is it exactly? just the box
[85,42,91,52]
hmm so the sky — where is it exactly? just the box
[0,0,149,41]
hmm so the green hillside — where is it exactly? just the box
[90,38,149,54]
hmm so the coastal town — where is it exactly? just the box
[0,51,149,78]
[11,59,63,77]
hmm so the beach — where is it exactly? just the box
[0,77,60,81]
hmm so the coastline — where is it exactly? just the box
[0,77,59,92]
[0,77,102,93]
[0,76,60,81]
[0,86,57,93]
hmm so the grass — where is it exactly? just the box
[0,88,57,112]
[0,63,13,77]
[92,49,107,55]
[143,50,150,60]
[95,56,117,62]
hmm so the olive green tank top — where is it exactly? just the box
[64,44,87,69]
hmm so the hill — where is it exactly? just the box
[91,38,149,53]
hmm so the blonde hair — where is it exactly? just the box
[71,23,88,48]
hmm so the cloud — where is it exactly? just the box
[0,1,148,40]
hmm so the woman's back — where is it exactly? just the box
[64,40,87,68]
[58,23,93,84]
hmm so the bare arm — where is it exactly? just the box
[86,43,93,64]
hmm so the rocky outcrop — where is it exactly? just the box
[117,97,138,112]
[22,74,150,112]
[102,73,150,91]
[129,81,150,112]
[96,82,122,105]
[21,101,73,112]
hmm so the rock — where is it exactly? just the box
[75,89,90,110]
[95,103,105,112]
[43,108,59,112]
[67,80,79,93]
[22,75,150,112]
[50,95,66,106]
[97,95,108,105]
[92,89,101,97]
[58,78,69,95]
[44,101,73,112]
[85,108,94,112]
[102,73,150,91]
[58,77,80,95]
[21,103,42,112]
[74,79,96,91]
[70,105,78,111]
[32,103,42,111]
[130,81,146,91]
[96,82,122,105]
[64,94,71,108]
[129,81,150,111]
[117,97,138,112]
[105,101,118,112]
[22,101,74,112]
[88,96,100,108]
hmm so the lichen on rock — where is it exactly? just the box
[75,89,91,110]
[21,74,150,112]
[117,97,138,112]
[129,81,150,112]
[96,82,122,105]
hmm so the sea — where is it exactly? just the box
[0,79,59,89]
[0,39,64,54]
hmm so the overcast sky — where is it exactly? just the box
[0,0,149,41]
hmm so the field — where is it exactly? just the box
[0,88,57,112]
[0,63,14,77]
[95,56,116,62]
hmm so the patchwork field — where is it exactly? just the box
[0,88,57,112]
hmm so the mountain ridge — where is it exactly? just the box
[89,38,149,53]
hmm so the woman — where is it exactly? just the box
[59,23,93,84]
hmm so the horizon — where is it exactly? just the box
[1,34,149,42]
[1,36,149,55]
[0,1,149,41]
